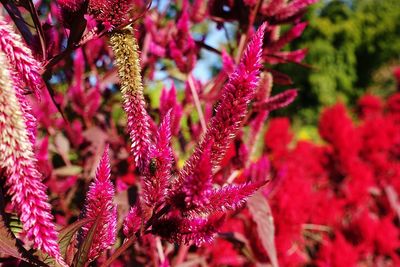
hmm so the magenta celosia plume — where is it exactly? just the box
[11,75,37,145]
[180,142,213,212]
[79,145,117,262]
[123,203,142,237]
[178,22,267,184]
[121,22,269,247]
[110,27,152,172]
[159,84,183,136]
[0,15,44,98]
[142,111,173,209]
[257,89,298,112]
[169,11,197,73]
[0,52,64,264]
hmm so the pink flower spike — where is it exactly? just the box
[192,181,266,215]
[265,48,308,64]
[177,142,213,213]
[221,49,235,75]
[110,27,152,172]
[80,145,117,262]
[275,0,318,21]
[123,203,142,237]
[0,16,44,98]
[269,22,308,51]
[178,22,267,185]
[256,89,298,112]
[160,84,183,136]
[169,11,197,73]
[11,74,37,145]
[142,111,173,208]
[0,53,64,265]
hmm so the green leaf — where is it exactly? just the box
[8,214,23,234]
[73,214,102,267]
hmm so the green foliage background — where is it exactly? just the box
[275,0,400,128]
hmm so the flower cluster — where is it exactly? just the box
[0,16,64,265]
[260,92,400,265]
[120,23,268,246]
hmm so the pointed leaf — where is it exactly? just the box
[385,186,400,221]
[54,133,70,159]
[58,217,94,259]
[73,214,102,267]
[36,218,93,266]
[266,69,293,85]
[247,192,278,267]
[53,165,82,176]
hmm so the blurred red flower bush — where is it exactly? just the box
[262,93,400,266]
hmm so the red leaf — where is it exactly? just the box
[247,192,278,267]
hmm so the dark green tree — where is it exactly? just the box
[277,0,400,125]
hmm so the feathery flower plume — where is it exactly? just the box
[262,0,285,16]
[79,145,117,262]
[265,48,308,64]
[274,0,318,21]
[142,111,173,208]
[175,154,265,215]
[110,26,151,172]
[268,22,307,52]
[123,203,142,237]
[0,52,64,264]
[221,49,235,75]
[0,16,44,97]
[160,84,183,136]
[11,75,37,145]
[192,181,266,215]
[255,89,298,112]
[172,142,213,212]
[178,22,267,184]
[248,72,273,153]
[169,11,197,73]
